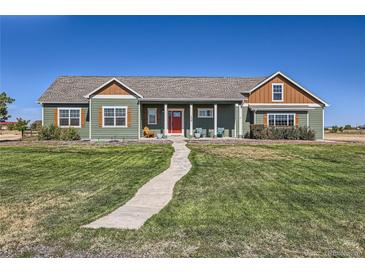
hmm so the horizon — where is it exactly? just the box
[1,16,364,126]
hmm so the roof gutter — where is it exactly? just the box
[138,98,242,102]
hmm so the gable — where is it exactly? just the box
[94,82,135,97]
[248,75,325,106]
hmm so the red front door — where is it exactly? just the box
[168,110,182,134]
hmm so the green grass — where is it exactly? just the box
[0,144,173,257]
[0,143,364,257]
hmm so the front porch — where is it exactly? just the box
[140,101,244,138]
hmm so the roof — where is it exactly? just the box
[38,76,267,103]
[0,122,16,125]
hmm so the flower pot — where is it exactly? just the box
[194,133,201,138]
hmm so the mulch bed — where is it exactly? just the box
[0,139,172,147]
[187,138,350,145]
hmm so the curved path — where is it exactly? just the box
[83,138,191,230]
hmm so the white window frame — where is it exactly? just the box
[58,107,81,128]
[102,106,128,128]
[197,108,214,118]
[147,108,157,125]
[268,113,296,127]
[272,83,284,102]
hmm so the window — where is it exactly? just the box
[147,108,157,125]
[58,108,80,127]
[103,106,127,127]
[272,83,284,101]
[198,108,213,118]
[268,113,295,127]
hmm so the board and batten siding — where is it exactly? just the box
[42,103,90,139]
[90,98,139,140]
[248,75,325,106]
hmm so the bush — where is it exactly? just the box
[250,125,315,140]
[38,125,80,141]
[250,124,265,139]
[31,120,42,130]
[59,127,80,141]
[330,125,338,133]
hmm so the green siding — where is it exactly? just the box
[217,104,235,137]
[43,103,90,139]
[90,98,139,140]
[308,108,324,140]
[255,111,264,124]
[252,110,323,140]
[140,103,236,137]
[255,111,307,127]
[297,112,308,127]
[141,104,164,136]
[242,106,252,137]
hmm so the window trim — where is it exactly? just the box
[197,108,214,118]
[272,83,284,102]
[58,107,81,128]
[102,106,128,128]
[268,113,296,127]
[147,108,157,125]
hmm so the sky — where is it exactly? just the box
[0,16,364,126]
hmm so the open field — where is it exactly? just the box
[0,143,364,257]
[0,130,22,142]
[325,132,365,143]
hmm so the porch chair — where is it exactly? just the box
[217,127,225,138]
[143,127,155,138]
[195,128,203,138]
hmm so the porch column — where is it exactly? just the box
[189,104,193,137]
[238,104,243,138]
[214,104,218,137]
[164,104,168,136]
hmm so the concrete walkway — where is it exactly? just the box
[83,138,191,230]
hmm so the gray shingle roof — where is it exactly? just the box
[38,76,267,103]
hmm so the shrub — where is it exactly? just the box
[38,125,80,141]
[330,125,338,133]
[250,124,265,139]
[38,125,58,140]
[59,127,80,141]
[250,125,315,140]
[30,120,42,130]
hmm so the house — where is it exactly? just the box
[38,71,329,140]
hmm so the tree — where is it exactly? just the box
[0,92,15,122]
[344,124,352,130]
[30,120,42,130]
[12,118,30,139]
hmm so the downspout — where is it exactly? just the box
[89,98,92,140]
[41,103,44,126]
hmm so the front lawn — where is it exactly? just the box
[0,143,173,257]
[0,143,364,257]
